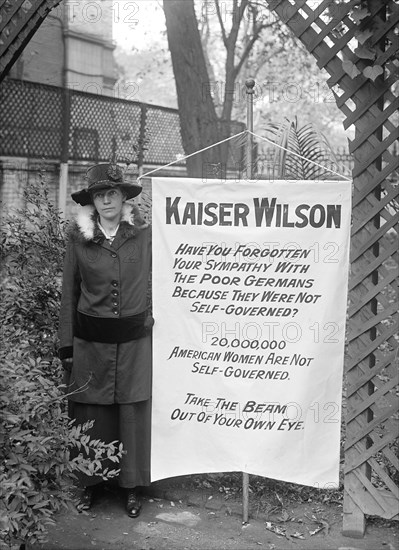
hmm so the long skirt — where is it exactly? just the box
[70,400,151,488]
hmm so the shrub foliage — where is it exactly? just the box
[0,175,122,547]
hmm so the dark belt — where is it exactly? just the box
[75,311,147,343]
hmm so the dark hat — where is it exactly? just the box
[71,163,143,206]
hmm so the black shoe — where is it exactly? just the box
[126,489,142,518]
[77,486,94,511]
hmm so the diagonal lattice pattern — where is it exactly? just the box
[266,0,398,536]
[0,79,246,169]
[0,79,186,166]
[0,79,62,158]
[0,0,62,81]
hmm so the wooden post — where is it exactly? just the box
[242,78,255,524]
[58,86,70,218]
[246,78,255,179]
[138,104,148,177]
[343,0,386,537]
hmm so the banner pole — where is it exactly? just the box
[242,78,255,524]
[246,78,255,179]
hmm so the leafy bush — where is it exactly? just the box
[0,173,122,548]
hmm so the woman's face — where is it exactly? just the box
[92,187,125,222]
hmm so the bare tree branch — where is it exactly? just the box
[227,0,249,46]
[215,0,228,47]
[237,0,249,22]
[234,21,272,77]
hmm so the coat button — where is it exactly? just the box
[111,280,118,287]
[112,300,118,306]
[111,290,119,296]
[112,309,119,315]
[111,253,117,258]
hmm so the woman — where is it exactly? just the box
[58,162,153,518]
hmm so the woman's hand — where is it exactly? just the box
[62,358,73,391]
[144,315,155,332]
[62,357,73,372]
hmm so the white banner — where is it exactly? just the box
[151,178,351,488]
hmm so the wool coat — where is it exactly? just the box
[58,203,152,405]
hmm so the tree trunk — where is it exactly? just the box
[163,0,222,177]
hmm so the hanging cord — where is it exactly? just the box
[137,130,247,182]
[137,129,351,183]
[248,130,351,181]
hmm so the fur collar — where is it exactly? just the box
[70,203,148,243]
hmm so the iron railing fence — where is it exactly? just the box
[0,78,359,176]
[0,78,246,170]
[0,78,185,165]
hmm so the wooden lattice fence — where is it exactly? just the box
[0,0,62,81]
[266,0,399,537]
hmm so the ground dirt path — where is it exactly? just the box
[36,477,397,550]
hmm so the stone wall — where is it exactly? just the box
[0,157,185,222]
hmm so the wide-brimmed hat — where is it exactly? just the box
[71,163,143,206]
